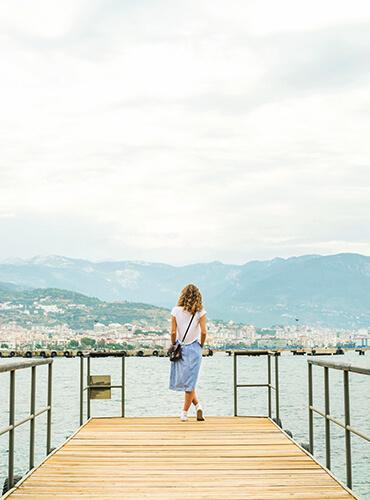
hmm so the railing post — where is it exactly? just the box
[0,359,54,493]
[46,362,53,454]
[274,354,280,425]
[80,356,84,425]
[343,369,352,489]
[308,362,314,454]
[8,369,15,489]
[233,353,237,417]
[87,356,91,419]
[29,366,36,469]
[324,366,331,469]
[267,355,272,418]
[121,356,125,417]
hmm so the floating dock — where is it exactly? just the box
[4,416,355,499]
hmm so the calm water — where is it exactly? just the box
[0,351,369,498]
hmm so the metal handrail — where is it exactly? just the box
[0,359,52,373]
[307,359,370,490]
[233,351,280,423]
[79,354,125,425]
[308,359,370,375]
[0,359,53,491]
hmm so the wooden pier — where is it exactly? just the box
[4,416,355,499]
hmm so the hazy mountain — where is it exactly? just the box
[0,253,370,327]
[0,285,169,331]
[0,281,27,292]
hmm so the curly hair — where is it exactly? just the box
[177,283,203,314]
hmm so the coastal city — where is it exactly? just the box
[0,318,369,352]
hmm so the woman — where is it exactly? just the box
[169,283,207,421]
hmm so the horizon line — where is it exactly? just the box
[0,251,368,267]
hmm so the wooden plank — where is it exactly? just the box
[5,417,355,499]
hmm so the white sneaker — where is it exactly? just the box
[180,411,188,422]
[196,403,205,421]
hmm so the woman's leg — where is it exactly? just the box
[183,390,198,411]
[192,390,199,406]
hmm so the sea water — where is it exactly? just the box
[0,351,369,498]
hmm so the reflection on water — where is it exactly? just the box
[0,352,369,498]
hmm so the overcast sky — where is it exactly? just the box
[1,0,370,265]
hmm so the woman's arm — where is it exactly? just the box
[171,316,177,345]
[199,315,207,346]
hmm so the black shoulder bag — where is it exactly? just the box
[168,313,195,362]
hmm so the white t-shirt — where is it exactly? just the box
[171,305,207,345]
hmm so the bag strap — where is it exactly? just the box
[181,313,196,343]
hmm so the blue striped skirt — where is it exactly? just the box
[169,340,202,392]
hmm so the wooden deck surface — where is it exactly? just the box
[5,416,355,499]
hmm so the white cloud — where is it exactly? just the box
[246,0,370,35]
[0,1,89,38]
[0,0,370,264]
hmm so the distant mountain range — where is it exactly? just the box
[0,253,370,327]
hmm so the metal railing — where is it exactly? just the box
[307,359,370,489]
[0,359,53,491]
[79,354,126,425]
[233,351,280,423]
